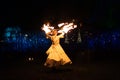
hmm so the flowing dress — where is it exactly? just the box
[44,34,72,67]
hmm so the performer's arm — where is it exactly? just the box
[58,31,65,38]
[46,32,51,38]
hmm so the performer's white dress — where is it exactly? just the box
[44,34,72,67]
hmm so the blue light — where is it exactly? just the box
[5,32,11,37]
[2,27,120,53]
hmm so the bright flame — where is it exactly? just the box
[58,23,65,27]
[58,22,77,33]
[42,23,54,33]
[42,22,77,34]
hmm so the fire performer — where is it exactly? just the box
[42,22,77,68]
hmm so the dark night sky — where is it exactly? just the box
[0,0,117,32]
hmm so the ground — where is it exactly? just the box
[0,59,120,80]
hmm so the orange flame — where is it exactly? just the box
[42,23,54,33]
[58,22,77,33]
[42,22,77,34]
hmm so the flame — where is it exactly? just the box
[42,23,54,33]
[42,22,77,34]
[58,22,77,33]
[58,23,65,27]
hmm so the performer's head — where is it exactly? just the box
[52,29,58,36]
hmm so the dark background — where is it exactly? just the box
[0,0,117,32]
[0,0,120,80]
